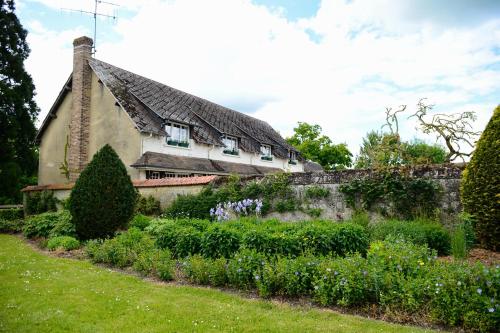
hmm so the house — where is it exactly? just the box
[35,36,306,186]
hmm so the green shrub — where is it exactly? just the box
[0,218,23,233]
[349,210,370,228]
[461,106,500,251]
[274,198,297,213]
[183,255,211,285]
[25,190,58,215]
[129,214,153,231]
[133,248,174,280]
[369,220,451,255]
[23,210,74,239]
[0,208,23,221]
[136,195,161,216]
[305,185,330,199]
[85,228,155,268]
[201,224,241,258]
[47,236,80,251]
[227,250,265,290]
[451,225,468,260]
[70,144,137,240]
[258,254,320,298]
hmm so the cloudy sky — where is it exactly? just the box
[17,0,500,156]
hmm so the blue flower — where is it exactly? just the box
[477,288,482,295]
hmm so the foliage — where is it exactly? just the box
[368,219,451,255]
[461,106,500,251]
[227,249,266,289]
[355,131,447,169]
[25,190,58,215]
[286,122,352,170]
[304,185,330,199]
[0,0,39,204]
[22,210,75,239]
[0,207,23,220]
[165,173,295,219]
[69,144,137,240]
[129,214,153,231]
[147,218,369,259]
[47,236,80,251]
[135,195,161,216]
[1,234,429,333]
[451,225,468,260]
[339,171,442,219]
[0,218,23,233]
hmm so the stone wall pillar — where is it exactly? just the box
[68,36,93,181]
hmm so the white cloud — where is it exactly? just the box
[24,0,500,156]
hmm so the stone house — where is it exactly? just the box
[35,36,306,186]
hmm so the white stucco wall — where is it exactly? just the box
[141,134,304,173]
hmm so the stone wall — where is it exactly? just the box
[267,164,466,222]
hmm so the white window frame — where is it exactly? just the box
[289,151,297,161]
[222,135,239,154]
[165,122,189,145]
[260,144,272,157]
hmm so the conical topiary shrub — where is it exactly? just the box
[461,106,500,251]
[69,144,137,240]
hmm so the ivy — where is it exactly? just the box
[339,171,442,219]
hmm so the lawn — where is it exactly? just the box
[0,235,437,333]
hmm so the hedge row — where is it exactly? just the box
[145,218,369,258]
[0,208,23,221]
[182,239,499,332]
[369,219,452,255]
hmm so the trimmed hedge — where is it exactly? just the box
[461,105,500,251]
[0,208,23,221]
[369,219,451,255]
[147,218,369,259]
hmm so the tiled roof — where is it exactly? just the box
[131,151,282,176]
[134,175,217,188]
[21,175,216,192]
[303,160,324,172]
[87,58,298,159]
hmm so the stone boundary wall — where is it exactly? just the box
[267,164,466,222]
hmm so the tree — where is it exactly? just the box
[461,106,499,251]
[69,145,137,240]
[0,0,39,203]
[354,131,446,169]
[286,122,352,170]
[409,99,480,163]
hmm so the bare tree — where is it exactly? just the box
[409,99,481,163]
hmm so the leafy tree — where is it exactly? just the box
[0,0,39,203]
[354,131,446,169]
[69,145,137,240]
[461,106,499,251]
[286,122,352,170]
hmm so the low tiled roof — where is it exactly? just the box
[131,151,282,176]
[21,175,216,192]
[303,160,324,172]
[87,59,299,159]
[134,175,217,187]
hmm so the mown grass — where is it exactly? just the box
[0,235,437,333]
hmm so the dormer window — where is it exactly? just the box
[222,135,239,155]
[260,144,273,161]
[289,151,297,165]
[166,122,189,147]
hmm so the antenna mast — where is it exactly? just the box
[61,0,119,55]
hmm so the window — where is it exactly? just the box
[222,135,239,155]
[151,171,160,179]
[289,151,297,165]
[260,144,273,161]
[165,122,189,147]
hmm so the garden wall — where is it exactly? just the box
[267,164,465,222]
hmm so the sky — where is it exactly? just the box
[16,0,500,157]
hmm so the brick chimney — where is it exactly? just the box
[68,36,93,181]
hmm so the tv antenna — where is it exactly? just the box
[61,0,119,55]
